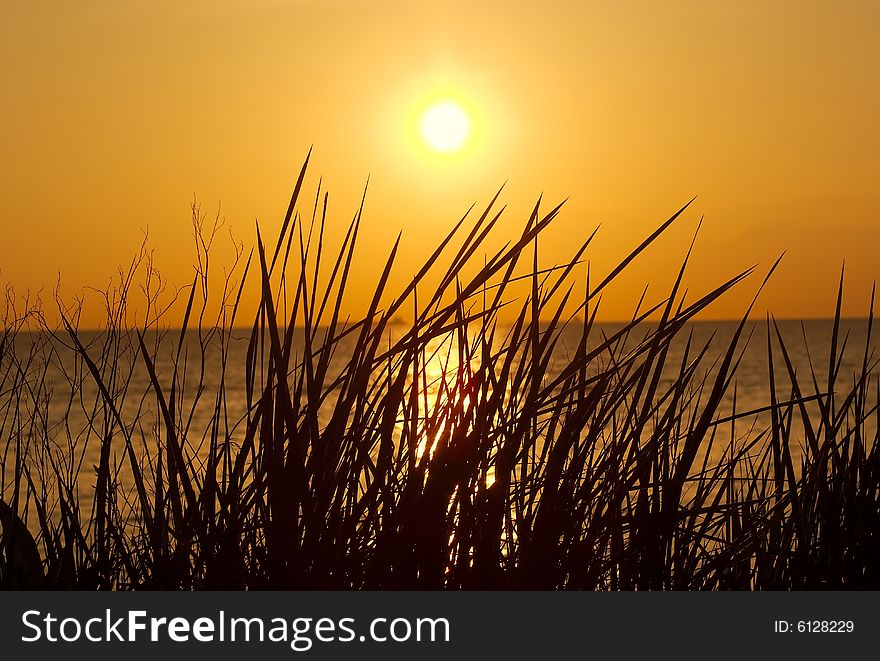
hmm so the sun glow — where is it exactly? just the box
[419,100,471,153]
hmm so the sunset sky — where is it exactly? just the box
[2,1,878,326]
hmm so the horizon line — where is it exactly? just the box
[14,315,877,334]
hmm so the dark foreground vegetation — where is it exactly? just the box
[2,156,879,589]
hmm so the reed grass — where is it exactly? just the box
[1,155,878,589]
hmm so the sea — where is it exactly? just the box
[2,319,878,519]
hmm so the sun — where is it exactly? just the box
[419,100,471,153]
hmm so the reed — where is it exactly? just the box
[1,155,878,589]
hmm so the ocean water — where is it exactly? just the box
[2,319,877,515]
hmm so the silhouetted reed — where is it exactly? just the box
[2,154,878,589]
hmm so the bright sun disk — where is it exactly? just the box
[420,101,471,153]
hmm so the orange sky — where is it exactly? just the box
[2,1,878,326]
